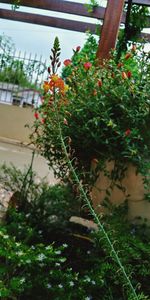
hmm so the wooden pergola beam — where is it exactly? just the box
[0,8,99,33]
[96,0,125,61]
[0,0,126,23]
[0,7,149,41]
[125,0,150,5]
[0,0,106,20]
[1,0,150,7]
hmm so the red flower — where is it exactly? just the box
[125,129,131,136]
[76,46,81,52]
[127,71,132,79]
[83,62,92,70]
[125,53,132,60]
[63,59,71,66]
[98,79,102,87]
[34,112,39,119]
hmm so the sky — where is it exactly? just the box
[0,0,149,66]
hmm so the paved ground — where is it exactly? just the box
[0,140,57,185]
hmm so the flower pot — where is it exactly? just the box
[91,160,150,222]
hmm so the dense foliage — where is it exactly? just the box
[32,40,150,196]
[0,164,150,299]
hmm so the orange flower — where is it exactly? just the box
[55,78,65,91]
[49,75,65,92]
[122,72,128,80]
[43,81,50,92]
[51,74,59,82]
[93,89,97,96]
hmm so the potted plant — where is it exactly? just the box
[32,37,150,221]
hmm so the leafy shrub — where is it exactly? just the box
[1,164,150,299]
[0,163,80,243]
[1,210,150,299]
[32,39,150,192]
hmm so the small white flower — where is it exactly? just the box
[85,297,92,300]
[55,262,60,267]
[26,259,31,264]
[91,280,96,285]
[37,253,46,261]
[20,278,25,284]
[39,263,44,267]
[16,242,21,247]
[87,250,91,255]
[69,281,74,287]
[46,283,52,289]
[58,284,63,288]
[62,243,68,248]
[3,235,9,239]
[84,276,91,282]
[45,246,51,250]
[17,251,24,256]
[55,250,61,255]
[59,258,66,263]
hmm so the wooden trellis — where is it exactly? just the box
[0,0,150,60]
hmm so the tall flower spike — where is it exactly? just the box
[50,37,61,74]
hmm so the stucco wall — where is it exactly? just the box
[0,103,34,143]
[92,160,150,222]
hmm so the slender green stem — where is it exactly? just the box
[57,119,138,300]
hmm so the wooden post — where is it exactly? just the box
[96,0,125,62]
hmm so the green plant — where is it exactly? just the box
[85,0,98,13]
[0,162,80,243]
[62,33,98,80]
[32,40,150,191]
[1,163,150,298]
[30,37,150,299]
[11,0,21,10]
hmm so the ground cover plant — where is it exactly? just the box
[0,164,150,300]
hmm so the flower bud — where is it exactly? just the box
[63,59,71,66]
[125,53,132,60]
[98,79,102,87]
[127,71,132,79]
[83,62,92,70]
[122,72,128,80]
[76,46,81,52]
